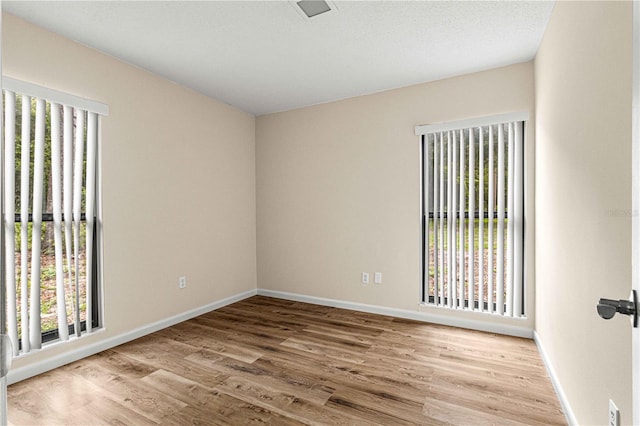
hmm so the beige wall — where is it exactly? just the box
[535,2,633,424]
[256,62,535,331]
[3,13,257,371]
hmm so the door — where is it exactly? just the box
[603,3,640,423]
[632,2,640,424]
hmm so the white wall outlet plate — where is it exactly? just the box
[361,272,369,284]
[179,276,186,289]
[374,272,382,284]
[609,399,619,426]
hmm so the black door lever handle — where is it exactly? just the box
[596,290,638,327]
[597,299,618,319]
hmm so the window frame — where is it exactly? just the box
[2,77,107,353]
[416,112,527,317]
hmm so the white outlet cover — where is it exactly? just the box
[374,272,382,284]
[609,399,619,426]
[362,272,369,284]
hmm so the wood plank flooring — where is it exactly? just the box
[7,296,566,425]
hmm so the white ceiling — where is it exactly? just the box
[3,1,555,116]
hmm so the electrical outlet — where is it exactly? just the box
[361,272,369,285]
[179,276,186,289]
[609,399,619,426]
[374,272,382,284]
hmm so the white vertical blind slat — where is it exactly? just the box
[63,106,75,336]
[446,131,453,308]
[433,133,444,305]
[496,124,505,316]
[437,132,444,305]
[3,91,17,356]
[458,129,465,309]
[29,98,45,350]
[468,128,475,310]
[19,95,30,353]
[514,122,524,316]
[72,110,85,337]
[487,126,495,314]
[425,135,438,304]
[51,104,68,341]
[85,112,97,333]
[450,131,457,305]
[422,135,427,299]
[506,123,515,316]
[478,127,484,312]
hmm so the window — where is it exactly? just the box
[2,78,107,355]
[417,113,525,318]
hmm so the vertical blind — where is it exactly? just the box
[2,78,107,356]
[417,113,525,318]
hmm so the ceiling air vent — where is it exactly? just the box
[293,0,336,20]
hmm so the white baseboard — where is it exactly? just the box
[257,289,533,338]
[7,289,257,385]
[534,331,577,426]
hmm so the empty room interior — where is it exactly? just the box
[0,1,637,425]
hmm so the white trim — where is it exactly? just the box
[415,111,529,136]
[0,7,8,426]
[7,289,257,385]
[534,331,577,426]
[2,77,109,116]
[257,289,533,338]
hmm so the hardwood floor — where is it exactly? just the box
[7,296,566,425]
